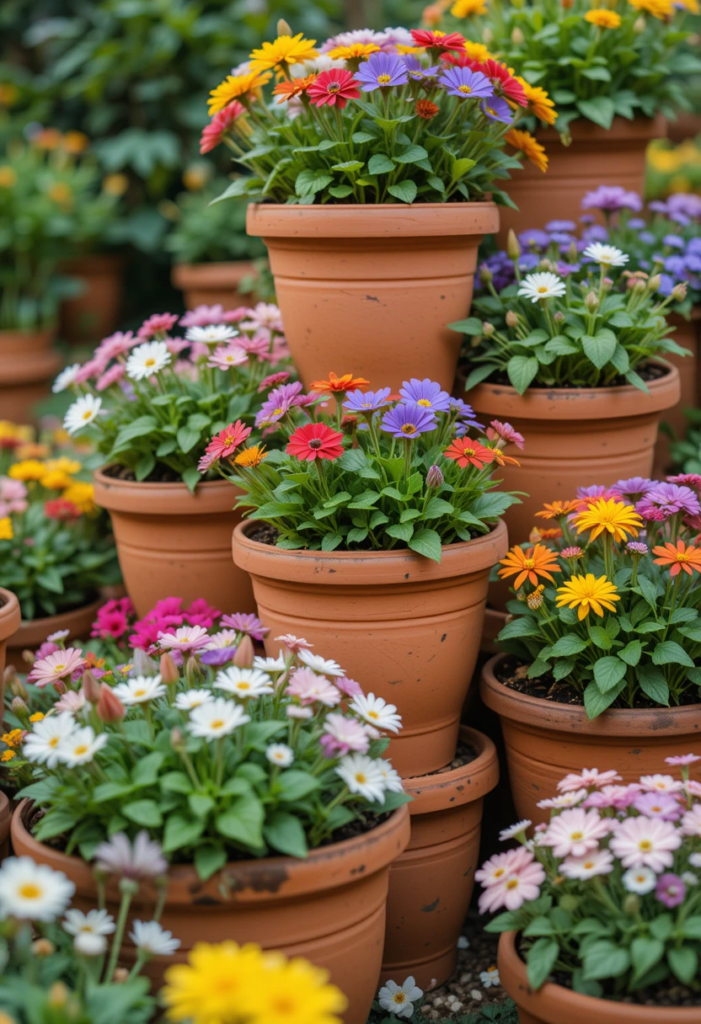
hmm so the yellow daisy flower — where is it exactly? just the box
[29,713,45,723]
[40,469,74,491]
[207,70,273,116]
[249,33,318,75]
[1,749,15,762]
[505,129,548,173]
[573,497,642,543]
[327,42,381,60]
[8,459,47,482]
[463,41,493,61]
[45,457,82,476]
[556,573,620,619]
[61,482,96,515]
[451,0,488,14]
[247,956,347,1024]
[585,8,622,26]
[516,79,558,125]
[1,729,23,747]
[628,0,674,18]
[234,445,269,468]
[0,518,14,541]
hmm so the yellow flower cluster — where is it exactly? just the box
[7,456,95,515]
[0,518,13,541]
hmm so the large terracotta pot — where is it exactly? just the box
[466,364,680,551]
[12,800,410,1024]
[481,654,701,825]
[481,607,508,656]
[497,116,665,245]
[381,726,498,990]
[0,329,61,425]
[498,931,700,1023]
[171,260,258,310]
[94,471,254,619]
[0,588,21,709]
[233,520,508,777]
[5,597,103,671]
[247,203,499,392]
[60,253,124,344]
[654,311,701,475]
[0,792,10,860]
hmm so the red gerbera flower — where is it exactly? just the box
[411,28,466,50]
[198,420,252,472]
[44,498,81,520]
[477,59,528,106]
[444,437,495,469]
[199,101,244,154]
[307,69,360,110]
[286,423,345,462]
[440,52,482,69]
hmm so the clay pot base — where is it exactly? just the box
[0,329,60,425]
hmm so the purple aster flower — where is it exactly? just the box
[626,541,649,556]
[649,200,669,215]
[576,484,611,499]
[633,792,683,821]
[518,253,540,272]
[581,185,642,213]
[219,613,269,641]
[688,239,701,255]
[255,381,304,427]
[480,96,512,123]
[638,482,701,518]
[449,397,484,430]
[549,231,575,246]
[344,387,393,414]
[556,261,581,278]
[355,51,408,91]
[639,230,657,246]
[628,217,646,230]
[380,401,437,438]
[663,234,685,250]
[402,55,439,79]
[670,212,691,227]
[610,477,653,500]
[200,648,237,666]
[667,193,701,219]
[656,873,686,909]
[580,214,596,225]
[658,273,676,297]
[545,220,576,232]
[518,228,550,250]
[399,378,451,413]
[582,224,609,243]
[439,66,493,100]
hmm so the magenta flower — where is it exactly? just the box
[185,599,221,628]
[220,613,269,641]
[440,66,493,99]
[610,477,653,500]
[560,546,583,560]
[335,675,364,698]
[95,364,126,392]
[28,648,86,688]
[656,873,686,909]
[638,483,701,519]
[258,371,291,393]
[137,313,179,339]
[91,607,129,640]
[668,474,701,492]
[356,52,408,91]
[255,382,305,428]
[95,330,137,360]
[380,401,436,439]
[626,541,649,555]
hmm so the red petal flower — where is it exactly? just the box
[307,69,361,110]
[198,420,252,472]
[444,437,495,469]
[199,102,244,154]
[411,28,466,50]
[286,422,345,462]
[477,59,528,106]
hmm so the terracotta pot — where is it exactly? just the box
[665,112,701,145]
[0,588,21,709]
[654,311,701,475]
[247,203,499,392]
[0,792,10,861]
[381,726,498,990]
[171,260,258,310]
[232,519,508,777]
[12,800,410,1024]
[498,930,700,1023]
[93,470,254,619]
[0,329,61,425]
[5,598,103,671]
[481,607,508,656]
[466,364,680,554]
[481,654,701,825]
[497,116,665,245]
[60,253,124,344]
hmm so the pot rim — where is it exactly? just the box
[11,800,410,905]
[0,588,21,644]
[246,201,499,239]
[531,112,665,145]
[467,361,680,422]
[498,930,700,1022]
[481,653,701,737]
[232,518,508,586]
[401,726,499,814]
[93,468,240,516]
[9,596,104,647]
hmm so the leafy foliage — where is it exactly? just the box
[164,180,268,265]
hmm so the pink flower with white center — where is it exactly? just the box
[157,625,210,652]
[539,807,611,859]
[137,313,179,339]
[274,634,313,653]
[537,789,588,810]
[557,768,622,792]
[639,773,684,794]
[55,690,87,714]
[680,804,701,837]
[610,815,682,871]
[335,675,364,698]
[560,847,615,880]
[485,420,525,450]
[95,363,125,392]
[475,846,535,887]
[686,780,701,798]
[28,648,86,688]
[320,713,370,757]
[286,668,341,707]
[666,754,701,766]
[237,334,270,359]
[633,792,683,821]
[95,330,137,360]
[583,784,641,811]
[207,344,248,370]
[477,849,545,914]
[180,305,228,327]
[241,303,284,334]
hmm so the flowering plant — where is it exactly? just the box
[164,179,268,267]
[203,24,560,208]
[0,428,119,621]
[497,476,701,717]
[13,616,409,878]
[55,303,290,491]
[647,138,701,203]
[205,373,521,560]
[437,0,700,136]
[455,235,685,393]
[479,758,701,1001]
[0,130,122,330]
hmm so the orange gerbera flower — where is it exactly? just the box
[272,74,318,103]
[535,500,580,519]
[498,543,562,589]
[443,437,495,469]
[505,128,548,173]
[530,527,563,542]
[653,540,701,577]
[310,372,370,393]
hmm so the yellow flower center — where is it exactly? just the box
[417,398,432,407]
[327,82,341,93]
[210,719,225,729]
[570,831,584,841]
[537,285,549,294]
[458,84,473,93]
[273,408,284,416]
[394,994,407,1004]
[523,558,535,569]
[82,411,92,421]
[48,738,59,748]
[237,682,251,690]
[506,879,519,890]
[355,772,367,784]
[19,884,42,900]
[73,745,88,756]
[639,839,653,852]
[134,689,146,697]
[378,74,392,84]
[583,861,595,870]
[493,868,505,879]
[145,358,155,367]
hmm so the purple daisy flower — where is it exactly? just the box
[402,55,439,79]
[667,194,701,219]
[518,228,550,250]
[518,253,540,272]
[663,234,685,249]
[380,401,437,439]
[611,477,653,500]
[255,381,304,427]
[576,484,611,499]
[545,220,576,232]
[638,482,701,518]
[200,648,238,666]
[581,185,642,213]
[449,397,484,431]
[633,792,683,821]
[480,96,512,123]
[355,51,408,91]
[399,378,451,413]
[439,66,493,100]
[343,387,393,414]
[549,231,575,246]
[556,261,581,278]
[639,230,657,246]
[656,873,686,909]
[219,613,269,641]
[628,217,646,230]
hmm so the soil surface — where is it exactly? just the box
[247,522,280,546]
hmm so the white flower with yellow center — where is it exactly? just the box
[63,908,115,937]
[378,977,424,1018]
[336,754,387,802]
[74,931,108,956]
[266,743,294,767]
[350,693,402,734]
[174,689,214,711]
[0,856,75,922]
[298,649,345,676]
[126,340,172,381]
[52,363,81,393]
[57,726,108,766]
[378,760,404,793]
[517,272,567,303]
[130,919,181,956]
[185,324,238,345]
[583,242,629,268]
[188,697,250,741]
[23,713,77,769]
[214,667,274,699]
[64,394,102,435]
[112,675,166,705]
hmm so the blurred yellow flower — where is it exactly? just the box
[9,460,47,482]
[0,518,13,541]
[47,182,73,206]
[0,83,19,107]
[62,131,89,154]
[208,70,273,115]
[0,166,16,188]
[234,445,268,467]
[103,173,129,196]
[628,0,673,17]
[1,729,22,747]
[585,8,622,26]
[463,41,493,60]
[327,42,381,60]
[451,0,488,15]
[29,712,45,723]
[183,164,211,191]
[516,79,557,125]
[1,750,16,763]
[249,33,319,74]
[45,457,82,476]
[61,481,96,514]
[40,470,74,490]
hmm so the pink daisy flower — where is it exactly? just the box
[259,371,291,393]
[560,847,614,880]
[28,648,86,688]
[55,689,87,713]
[157,625,210,652]
[633,792,683,821]
[539,807,611,858]
[207,345,249,371]
[584,784,641,810]
[537,789,588,810]
[96,363,126,392]
[274,634,313,653]
[666,754,701,766]
[180,305,228,328]
[557,768,622,792]
[680,804,701,837]
[286,668,341,707]
[95,330,137,360]
[485,420,525,450]
[138,313,179,340]
[335,676,364,698]
[639,773,684,794]
[477,849,545,914]
[320,714,370,757]
[610,816,682,871]
[220,613,268,641]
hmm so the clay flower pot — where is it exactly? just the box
[247,202,499,392]
[498,931,700,1023]
[467,364,680,553]
[381,727,499,990]
[0,588,21,707]
[0,329,61,425]
[94,471,254,619]
[171,260,258,310]
[5,597,104,672]
[481,607,508,656]
[496,116,665,245]
[481,654,701,825]
[12,800,410,1024]
[232,519,508,777]
[60,253,124,344]
[0,792,10,861]
[654,310,701,475]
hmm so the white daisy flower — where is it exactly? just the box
[517,272,567,303]
[266,743,294,767]
[63,908,115,937]
[480,966,501,988]
[499,819,532,841]
[52,363,81,393]
[130,919,181,956]
[126,340,172,381]
[188,697,250,740]
[47,629,70,642]
[112,675,166,705]
[74,931,108,956]
[537,789,587,810]
[583,242,629,268]
[378,977,423,1019]
[174,688,214,711]
[622,866,657,895]
[56,726,108,766]
[336,754,387,802]
[205,630,239,650]
[350,693,402,734]
[23,713,78,769]
[298,650,345,677]
[214,667,274,699]
[286,705,313,720]
[0,856,75,922]
[185,324,238,345]
[64,394,102,435]
[378,760,404,794]
[253,652,288,674]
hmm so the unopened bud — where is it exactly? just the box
[426,464,444,489]
[553,310,565,323]
[585,291,599,312]
[96,683,125,723]
[568,241,578,263]
[32,938,55,957]
[482,321,495,338]
[22,649,34,665]
[538,257,554,272]
[623,893,641,915]
[648,274,661,292]
[81,670,100,704]
[479,265,493,284]
[48,983,69,1008]
[672,282,688,302]
[506,229,520,260]
[506,310,519,328]
[633,14,645,32]
[10,696,28,721]
[160,652,180,685]
[171,727,185,751]
[112,967,130,984]
[511,26,525,45]
[233,634,255,668]
[482,26,493,44]
[53,680,67,696]
[132,647,156,676]
[559,894,579,912]
[602,277,613,292]
[277,18,292,35]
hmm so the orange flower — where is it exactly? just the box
[653,540,701,577]
[443,437,495,469]
[498,543,562,589]
[535,500,580,520]
[272,74,318,103]
[530,526,563,542]
[492,450,521,468]
[505,128,548,173]
[310,372,370,393]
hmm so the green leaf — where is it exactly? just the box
[194,845,227,881]
[637,664,669,706]
[577,96,615,129]
[331,161,364,172]
[408,528,442,562]
[588,625,612,651]
[386,522,414,543]
[264,811,309,858]
[507,355,539,394]
[498,617,542,640]
[388,180,417,203]
[295,169,333,197]
[668,946,697,985]
[450,156,476,179]
[92,781,134,803]
[176,426,201,454]
[163,814,205,853]
[276,770,320,802]
[582,330,617,370]
[216,796,265,849]
[635,575,659,609]
[394,144,429,163]
[618,640,643,666]
[630,937,665,984]
[367,154,395,175]
[550,634,588,656]
[189,794,215,819]
[132,751,165,787]
[122,799,162,828]
[583,940,630,980]
[653,641,694,667]
[34,807,80,841]
[593,656,627,693]
[424,497,454,519]
[448,316,484,336]
[527,938,560,990]
[583,678,626,718]
[681,915,701,939]
[329,185,353,199]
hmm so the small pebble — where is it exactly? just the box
[457,935,470,949]
[471,989,483,1001]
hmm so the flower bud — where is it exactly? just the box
[482,26,493,43]
[602,277,613,292]
[113,967,130,984]
[96,683,125,723]
[479,265,493,284]
[10,696,28,722]
[585,291,599,313]
[21,649,34,665]
[623,893,641,915]
[426,465,444,489]
[32,938,55,957]
[633,14,645,32]
[559,894,579,913]
[53,680,67,696]
[160,652,180,685]
[511,26,525,45]
[81,670,100,704]
[277,18,292,35]
[171,727,185,751]
[506,310,519,329]
[506,229,521,261]
[482,321,495,338]
[132,648,156,676]
[48,983,69,1008]
[634,279,647,294]
[648,274,661,292]
[553,311,565,323]
[568,241,578,263]
[672,282,688,302]
[233,634,255,668]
